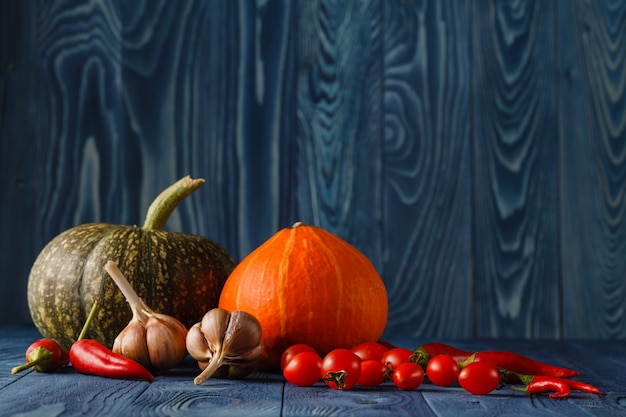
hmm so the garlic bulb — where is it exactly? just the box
[186,308,263,385]
[105,261,188,372]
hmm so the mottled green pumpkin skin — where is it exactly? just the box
[27,223,235,349]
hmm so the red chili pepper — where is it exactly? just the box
[11,338,70,374]
[527,378,571,399]
[412,343,472,367]
[69,301,153,382]
[512,373,602,399]
[70,339,154,382]
[463,351,579,378]
[531,376,602,395]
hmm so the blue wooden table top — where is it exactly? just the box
[1,326,623,417]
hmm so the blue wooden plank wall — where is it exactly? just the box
[1,0,625,340]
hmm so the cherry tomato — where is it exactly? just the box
[381,347,413,371]
[351,342,389,362]
[358,359,389,386]
[458,362,500,395]
[321,348,362,390]
[281,344,317,370]
[392,362,424,390]
[283,351,323,387]
[426,354,460,387]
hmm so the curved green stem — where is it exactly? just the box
[458,353,476,368]
[511,384,529,393]
[142,176,205,231]
[78,301,100,341]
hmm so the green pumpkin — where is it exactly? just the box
[27,176,235,349]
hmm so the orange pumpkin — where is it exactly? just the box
[218,221,388,370]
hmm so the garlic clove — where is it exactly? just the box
[221,310,263,357]
[145,315,188,371]
[199,308,230,352]
[158,312,189,335]
[113,319,151,369]
[234,343,264,362]
[186,323,210,359]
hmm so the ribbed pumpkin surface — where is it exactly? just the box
[27,177,235,349]
[218,222,388,370]
[28,224,234,349]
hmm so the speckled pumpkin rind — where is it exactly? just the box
[27,223,234,349]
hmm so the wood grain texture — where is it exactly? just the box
[294,0,384,268]
[34,0,127,229]
[472,0,560,337]
[0,0,41,339]
[283,383,438,417]
[23,0,296,263]
[1,0,626,340]
[117,0,297,259]
[381,0,473,338]
[559,0,626,338]
[1,327,624,417]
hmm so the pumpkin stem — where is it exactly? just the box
[142,176,205,231]
[292,221,305,228]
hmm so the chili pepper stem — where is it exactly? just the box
[513,372,535,386]
[10,347,52,374]
[194,352,226,385]
[78,301,100,341]
[11,361,38,374]
[458,353,476,368]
